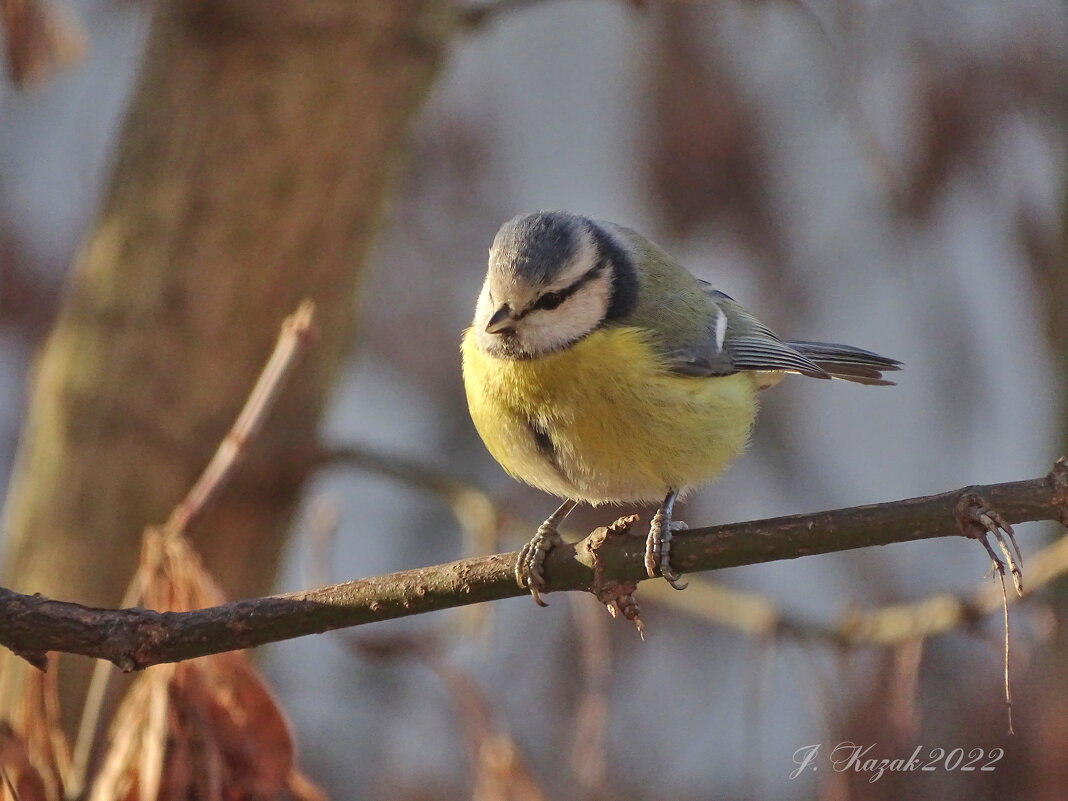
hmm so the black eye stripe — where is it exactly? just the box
[518,260,606,318]
[533,291,564,311]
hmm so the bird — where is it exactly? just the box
[461,211,900,605]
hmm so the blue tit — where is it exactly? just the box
[461,211,900,604]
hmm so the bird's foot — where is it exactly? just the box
[516,499,576,606]
[956,492,1024,596]
[644,492,688,590]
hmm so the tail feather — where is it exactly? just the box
[785,340,902,386]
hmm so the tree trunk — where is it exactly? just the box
[1,0,452,730]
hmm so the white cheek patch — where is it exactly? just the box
[518,272,612,354]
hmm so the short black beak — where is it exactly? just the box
[485,304,515,335]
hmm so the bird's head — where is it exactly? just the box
[473,211,630,359]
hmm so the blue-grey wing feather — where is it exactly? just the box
[664,281,900,385]
[785,340,902,385]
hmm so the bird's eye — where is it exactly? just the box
[534,291,565,311]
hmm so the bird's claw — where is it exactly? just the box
[645,505,688,590]
[956,492,1024,596]
[516,519,564,606]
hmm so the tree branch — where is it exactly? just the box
[644,526,1068,645]
[1,460,1065,671]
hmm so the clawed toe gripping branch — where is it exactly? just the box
[956,492,1024,595]
[953,489,1028,734]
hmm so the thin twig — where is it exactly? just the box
[999,569,1014,735]
[167,300,316,535]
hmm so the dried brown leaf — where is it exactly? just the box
[174,653,295,796]
[86,531,326,801]
[1,724,49,801]
[86,665,173,801]
[0,657,69,801]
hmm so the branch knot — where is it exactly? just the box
[584,514,644,636]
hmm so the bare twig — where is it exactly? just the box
[1000,568,1014,735]
[167,300,317,535]
[0,461,1064,670]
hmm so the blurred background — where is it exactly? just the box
[0,0,1066,799]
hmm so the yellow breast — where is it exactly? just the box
[461,325,758,504]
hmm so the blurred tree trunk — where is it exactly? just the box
[0,0,452,731]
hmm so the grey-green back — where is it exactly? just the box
[606,223,900,384]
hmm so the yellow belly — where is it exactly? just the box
[461,326,758,504]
